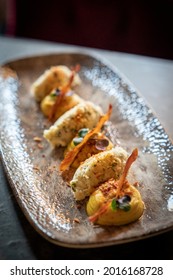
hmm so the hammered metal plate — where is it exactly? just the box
[0,53,173,248]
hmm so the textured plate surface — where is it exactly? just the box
[0,53,173,248]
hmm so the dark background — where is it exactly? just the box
[1,0,173,60]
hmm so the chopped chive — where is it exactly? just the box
[73,137,83,146]
[78,128,89,138]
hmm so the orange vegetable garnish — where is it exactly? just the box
[59,104,112,171]
[115,148,138,198]
[49,64,80,121]
[88,200,111,223]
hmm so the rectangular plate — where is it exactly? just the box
[0,52,173,248]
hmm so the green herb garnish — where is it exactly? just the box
[111,199,118,211]
[78,128,89,138]
[50,88,60,98]
[73,137,83,146]
[111,195,131,212]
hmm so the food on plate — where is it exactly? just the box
[87,148,144,225]
[31,65,81,102]
[64,131,113,169]
[43,101,103,147]
[40,89,83,121]
[60,105,113,170]
[31,63,144,228]
[40,65,83,121]
[70,146,128,201]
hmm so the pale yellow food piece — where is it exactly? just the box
[40,91,83,120]
[31,65,81,102]
[87,182,144,225]
[70,147,128,201]
[43,101,103,147]
[65,132,113,169]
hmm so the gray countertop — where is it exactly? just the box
[0,36,173,259]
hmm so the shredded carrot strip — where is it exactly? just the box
[115,148,138,198]
[49,65,80,121]
[59,104,112,171]
[88,200,112,223]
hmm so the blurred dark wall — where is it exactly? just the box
[0,0,7,33]
[10,0,173,59]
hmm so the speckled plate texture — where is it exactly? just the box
[0,53,173,248]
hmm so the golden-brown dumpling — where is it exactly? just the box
[70,147,128,200]
[40,89,83,120]
[65,130,113,169]
[31,65,81,102]
[44,101,103,147]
